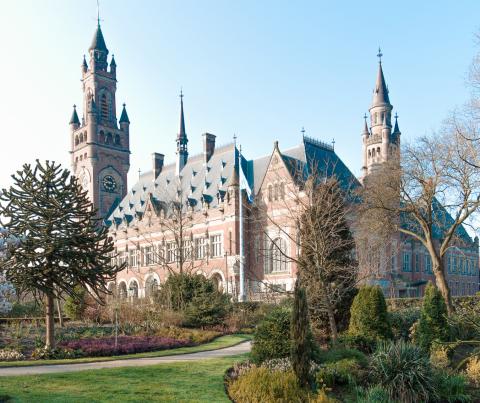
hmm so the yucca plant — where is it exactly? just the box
[370,340,437,403]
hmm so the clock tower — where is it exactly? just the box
[69,21,130,219]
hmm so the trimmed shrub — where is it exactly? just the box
[317,347,368,368]
[228,367,319,403]
[316,358,362,388]
[251,306,292,364]
[370,340,437,403]
[417,282,449,351]
[348,286,392,340]
[335,333,377,354]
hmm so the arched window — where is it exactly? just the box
[79,133,83,143]
[211,273,223,292]
[268,185,273,202]
[129,280,139,298]
[264,237,288,273]
[106,133,113,144]
[118,282,127,299]
[101,93,109,121]
[274,183,279,201]
[280,183,285,200]
[99,130,105,143]
[114,134,121,145]
[145,276,159,298]
[75,136,79,145]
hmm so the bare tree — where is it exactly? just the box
[359,131,480,314]
[249,160,359,340]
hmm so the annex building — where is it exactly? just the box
[69,23,480,300]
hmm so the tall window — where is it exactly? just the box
[182,240,192,261]
[129,249,138,268]
[425,255,432,274]
[453,256,458,274]
[402,252,411,272]
[101,93,109,121]
[129,280,139,298]
[144,246,154,266]
[195,237,207,259]
[167,242,177,263]
[274,183,279,201]
[415,254,420,272]
[264,237,288,274]
[145,277,158,298]
[210,234,222,258]
[280,182,285,200]
[268,185,273,202]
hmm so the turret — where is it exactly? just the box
[119,103,130,148]
[381,112,391,161]
[87,97,97,143]
[110,54,116,77]
[69,104,80,131]
[89,22,109,72]
[82,55,88,74]
[369,48,392,134]
[361,114,369,176]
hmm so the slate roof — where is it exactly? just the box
[89,24,108,53]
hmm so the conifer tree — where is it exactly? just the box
[291,278,312,388]
[0,160,123,349]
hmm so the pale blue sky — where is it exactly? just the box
[0,0,479,187]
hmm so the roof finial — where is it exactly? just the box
[301,127,306,138]
[233,133,237,145]
[332,138,335,150]
[180,88,183,100]
[377,47,383,64]
[96,0,101,27]
[394,112,398,120]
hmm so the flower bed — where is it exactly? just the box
[59,336,192,357]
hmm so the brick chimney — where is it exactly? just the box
[152,153,164,178]
[202,133,216,163]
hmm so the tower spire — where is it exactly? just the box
[362,113,369,134]
[372,49,390,107]
[176,90,188,175]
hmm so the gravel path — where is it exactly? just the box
[0,340,251,377]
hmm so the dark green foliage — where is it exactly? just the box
[355,385,391,403]
[389,308,420,341]
[251,306,292,364]
[316,358,362,388]
[433,371,471,403]
[290,280,312,388]
[317,347,368,368]
[0,160,123,348]
[348,285,392,340]
[157,273,230,328]
[417,282,450,350]
[370,340,437,403]
[64,285,87,320]
[6,300,43,318]
[335,333,377,354]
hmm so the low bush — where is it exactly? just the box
[348,286,392,340]
[316,358,362,388]
[58,336,191,357]
[465,355,480,387]
[355,385,391,403]
[154,327,220,344]
[434,371,471,403]
[417,282,450,351]
[370,340,437,403]
[250,306,292,364]
[389,308,420,341]
[429,342,451,370]
[6,300,43,318]
[31,347,82,360]
[317,347,368,368]
[0,348,25,361]
[228,367,331,403]
[335,333,377,354]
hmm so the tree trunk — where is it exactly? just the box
[56,298,64,328]
[45,293,55,349]
[326,303,338,342]
[432,258,454,315]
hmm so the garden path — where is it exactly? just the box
[0,340,251,376]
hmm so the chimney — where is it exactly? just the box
[152,153,164,178]
[202,133,216,163]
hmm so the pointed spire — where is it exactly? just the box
[178,89,187,141]
[110,54,116,67]
[69,104,80,125]
[82,55,88,72]
[362,113,369,134]
[372,48,390,107]
[393,112,400,133]
[89,23,108,53]
[119,103,130,124]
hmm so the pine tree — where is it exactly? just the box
[417,282,450,350]
[291,278,312,388]
[0,160,124,349]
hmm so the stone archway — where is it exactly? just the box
[211,273,224,293]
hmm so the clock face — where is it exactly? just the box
[102,175,117,192]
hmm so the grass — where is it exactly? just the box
[0,334,251,368]
[0,354,248,402]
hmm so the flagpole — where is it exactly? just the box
[238,144,246,302]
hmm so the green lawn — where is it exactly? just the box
[0,355,247,402]
[0,334,251,368]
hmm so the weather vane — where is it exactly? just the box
[377,47,383,63]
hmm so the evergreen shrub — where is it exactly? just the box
[348,286,392,340]
[417,282,450,351]
[64,285,87,320]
